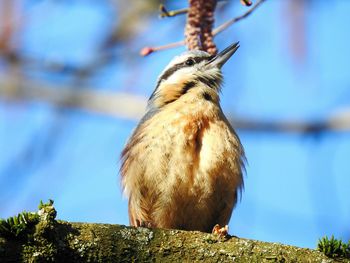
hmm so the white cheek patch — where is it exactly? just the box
[166,66,221,84]
[169,54,192,66]
[166,67,194,85]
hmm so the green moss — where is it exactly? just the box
[0,200,65,262]
[317,235,350,259]
[37,200,57,223]
[0,199,57,241]
[203,234,219,244]
[38,199,54,210]
[22,241,57,263]
[0,212,39,239]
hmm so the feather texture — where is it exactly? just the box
[120,47,244,232]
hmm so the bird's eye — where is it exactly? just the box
[185,58,195,66]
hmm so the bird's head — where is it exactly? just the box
[148,42,240,109]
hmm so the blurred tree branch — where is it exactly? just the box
[1,76,350,133]
[0,75,146,121]
[0,1,158,82]
[0,0,349,135]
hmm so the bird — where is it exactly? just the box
[120,42,245,234]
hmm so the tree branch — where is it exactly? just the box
[213,0,266,35]
[0,75,147,121]
[2,222,345,262]
[0,201,344,262]
[141,0,266,56]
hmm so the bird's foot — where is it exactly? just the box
[212,224,229,238]
[136,219,154,228]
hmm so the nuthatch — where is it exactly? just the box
[121,42,245,233]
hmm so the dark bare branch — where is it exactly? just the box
[213,0,266,35]
[141,0,266,56]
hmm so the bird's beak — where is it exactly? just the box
[207,42,240,69]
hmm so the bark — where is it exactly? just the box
[185,0,217,54]
[1,220,348,262]
[1,203,348,262]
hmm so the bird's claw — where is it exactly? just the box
[136,219,154,228]
[212,224,229,238]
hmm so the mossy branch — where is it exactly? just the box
[0,201,349,262]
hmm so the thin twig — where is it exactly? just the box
[213,0,266,35]
[140,40,185,56]
[141,0,266,56]
[159,4,188,18]
[158,0,253,17]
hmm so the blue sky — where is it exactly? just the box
[0,0,349,249]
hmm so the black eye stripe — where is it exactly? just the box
[158,62,185,82]
[194,56,210,63]
[150,55,211,102]
[158,56,211,82]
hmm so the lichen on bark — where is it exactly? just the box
[0,202,349,262]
